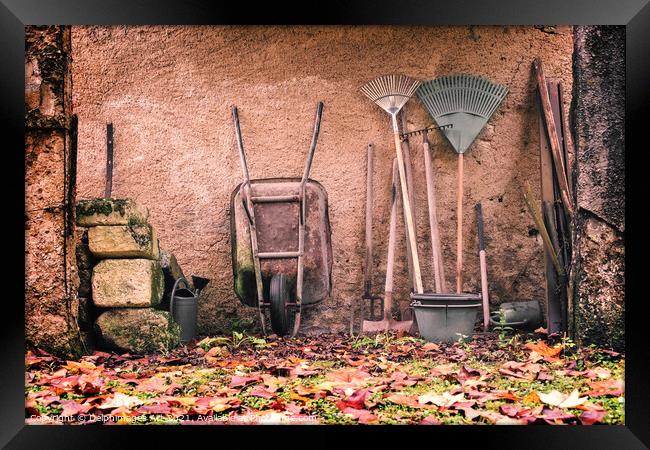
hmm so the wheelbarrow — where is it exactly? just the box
[229,102,333,337]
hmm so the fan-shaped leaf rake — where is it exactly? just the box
[417,74,508,293]
[360,74,421,333]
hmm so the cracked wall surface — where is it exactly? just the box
[70,26,574,334]
[571,26,625,351]
[25,26,83,357]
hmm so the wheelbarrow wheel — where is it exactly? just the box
[270,273,293,336]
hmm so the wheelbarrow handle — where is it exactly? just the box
[300,101,324,187]
[232,105,251,187]
[170,276,191,320]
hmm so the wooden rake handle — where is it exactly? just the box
[456,153,464,293]
[391,115,423,294]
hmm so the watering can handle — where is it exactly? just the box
[170,277,190,320]
[489,311,527,327]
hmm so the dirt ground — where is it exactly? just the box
[70,26,574,334]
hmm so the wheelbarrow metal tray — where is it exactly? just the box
[230,177,333,307]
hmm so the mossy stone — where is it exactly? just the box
[76,198,148,226]
[94,309,180,354]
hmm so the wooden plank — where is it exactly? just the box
[558,80,574,193]
[539,105,562,334]
[533,59,574,219]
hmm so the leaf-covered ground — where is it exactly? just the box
[25,331,624,425]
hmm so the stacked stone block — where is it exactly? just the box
[75,198,181,354]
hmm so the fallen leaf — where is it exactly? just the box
[249,386,276,399]
[341,407,378,424]
[420,415,442,425]
[587,379,624,397]
[336,389,370,410]
[59,400,84,416]
[536,371,554,381]
[418,391,465,408]
[136,403,173,415]
[385,394,421,408]
[579,409,606,425]
[525,341,563,357]
[98,393,144,410]
[422,342,440,352]
[229,375,261,388]
[585,367,611,380]
[538,389,587,408]
[523,391,541,404]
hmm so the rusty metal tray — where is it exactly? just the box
[230,177,332,308]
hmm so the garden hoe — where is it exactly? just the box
[417,75,508,293]
[362,159,412,333]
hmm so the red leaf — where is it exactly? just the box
[249,386,276,399]
[229,375,261,388]
[59,400,83,417]
[384,394,422,408]
[587,379,624,397]
[579,409,606,425]
[341,407,378,424]
[336,389,370,410]
[136,404,173,415]
[420,415,442,425]
[536,371,554,381]
[135,376,168,393]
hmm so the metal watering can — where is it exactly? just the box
[170,275,209,343]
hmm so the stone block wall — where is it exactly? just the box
[75,198,181,354]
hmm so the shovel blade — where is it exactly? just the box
[362,319,413,334]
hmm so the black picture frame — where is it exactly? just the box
[2,0,648,447]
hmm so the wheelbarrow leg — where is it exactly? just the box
[291,101,323,337]
[243,187,267,336]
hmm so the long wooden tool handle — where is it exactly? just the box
[533,58,574,219]
[364,144,374,296]
[456,153,464,294]
[475,203,490,331]
[400,112,417,290]
[384,159,399,317]
[423,134,446,293]
[391,115,423,294]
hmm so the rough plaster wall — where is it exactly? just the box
[571,26,625,351]
[25,26,83,357]
[71,26,573,335]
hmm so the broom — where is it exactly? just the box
[360,74,424,294]
[417,74,508,293]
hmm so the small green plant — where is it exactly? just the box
[197,332,268,351]
[561,334,578,359]
[492,309,514,348]
[456,333,471,351]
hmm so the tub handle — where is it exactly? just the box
[170,277,191,320]
[488,311,528,327]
